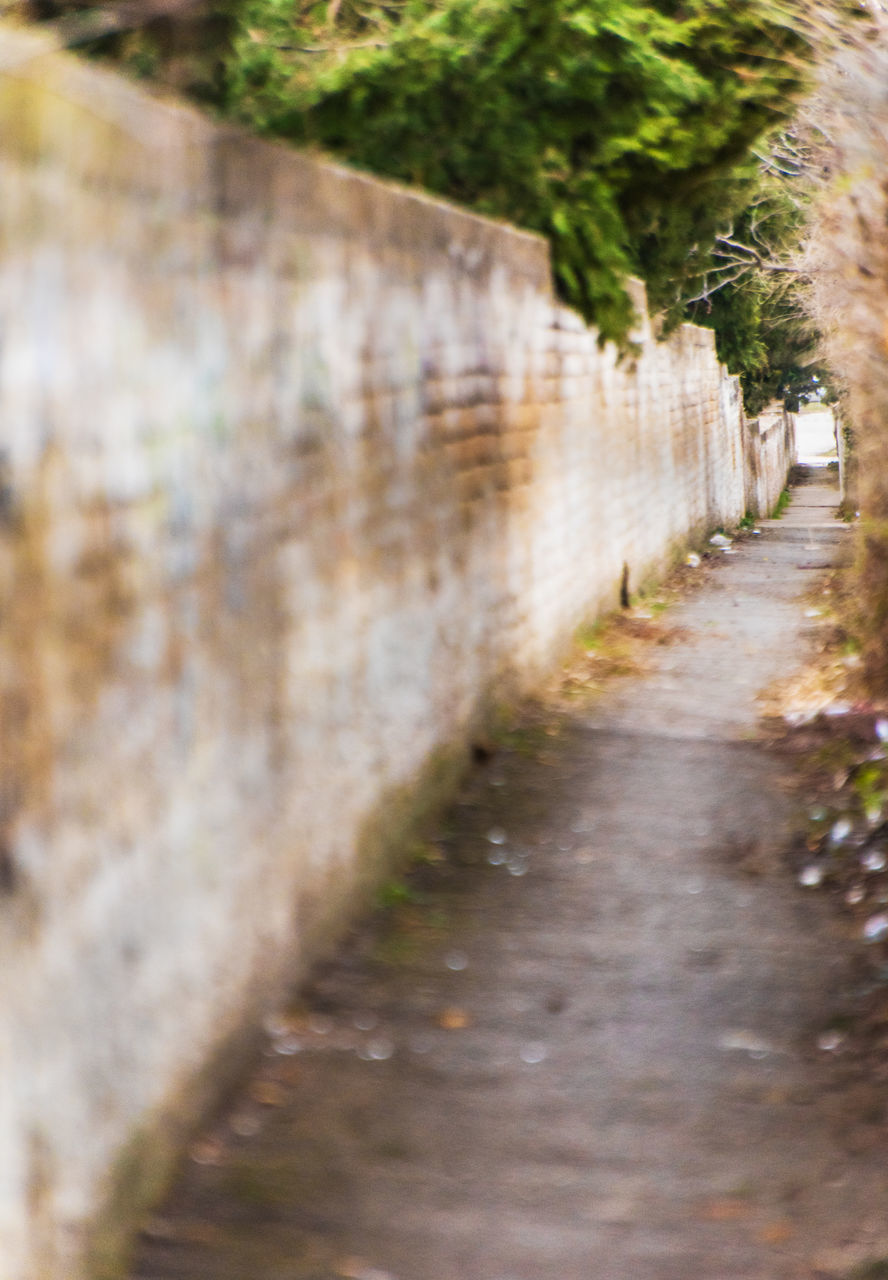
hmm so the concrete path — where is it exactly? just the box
[132,474,888,1280]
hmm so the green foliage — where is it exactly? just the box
[220,0,812,343]
[69,0,819,403]
[690,272,823,415]
[772,487,791,518]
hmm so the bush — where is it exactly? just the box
[800,5,888,693]
[222,0,812,343]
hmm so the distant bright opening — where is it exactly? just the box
[794,405,838,467]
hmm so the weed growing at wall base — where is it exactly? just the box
[773,488,791,518]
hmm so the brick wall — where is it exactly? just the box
[0,25,775,1278]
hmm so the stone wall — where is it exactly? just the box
[0,25,773,1279]
[744,403,797,518]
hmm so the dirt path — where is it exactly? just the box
[132,474,888,1280]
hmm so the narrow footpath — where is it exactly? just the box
[133,473,888,1280]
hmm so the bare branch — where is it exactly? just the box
[711,234,806,275]
[684,268,752,305]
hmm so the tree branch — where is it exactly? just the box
[684,267,752,305]
[712,234,806,275]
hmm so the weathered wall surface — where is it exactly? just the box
[0,25,770,1279]
[744,403,797,518]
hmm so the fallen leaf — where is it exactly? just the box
[249,1080,289,1107]
[436,1007,471,1030]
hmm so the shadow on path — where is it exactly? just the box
[132,473,888,1280]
